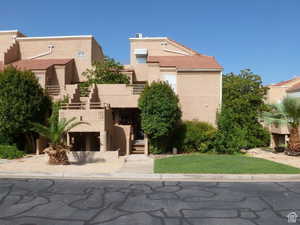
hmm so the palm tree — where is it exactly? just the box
[262,97,300,155]
[32,103,88,165]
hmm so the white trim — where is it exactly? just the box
[177,68,223,72]
[163,48,190,56]
[16,35,93,40]
[28,45,54,59]
[129,37,167,40]
[134,48,148,55]
[0,30,19,33]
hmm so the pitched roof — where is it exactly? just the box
[271,77,300,87]
[287,80,300,92]
[9,59,74,70]
[167,38,200,55]
[147,55,222,70]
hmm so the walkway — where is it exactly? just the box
[118,154,154,174]
[247,148,300,168]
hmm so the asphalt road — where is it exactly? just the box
[0,179,299,225]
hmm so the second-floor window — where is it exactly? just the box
[136,55,147,64]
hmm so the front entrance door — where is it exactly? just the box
[69,132,100,151]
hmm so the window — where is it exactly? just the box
[136,55,147,64]
[162,74,177,93]
[134,49,148,64]
[77,51,85,57]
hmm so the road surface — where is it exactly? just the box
[0,179,299,225]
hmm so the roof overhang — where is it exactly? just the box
[16,35,93,41]
[177,68,223,72]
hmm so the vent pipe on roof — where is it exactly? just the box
[135,33,143,38]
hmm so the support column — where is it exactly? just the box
[67,133,70,146]
[144,134,149,155]
[86,133,91,151]
[36,138,40,155]
[100,131,107,152]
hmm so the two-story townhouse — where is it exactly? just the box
[0,30,223,160]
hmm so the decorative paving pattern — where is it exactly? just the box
[0,179,299,225]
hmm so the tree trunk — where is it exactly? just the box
[286,127,300,155]
[24,133,36,153]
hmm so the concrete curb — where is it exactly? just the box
[0,172,300,181]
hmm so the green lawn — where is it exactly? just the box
[154,154,300,174]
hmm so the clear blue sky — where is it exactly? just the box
[1,0,299,84]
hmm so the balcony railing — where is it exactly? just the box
[61,102,102,110]
[46,85,60,96]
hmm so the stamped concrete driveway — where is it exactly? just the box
[0,179,299,225]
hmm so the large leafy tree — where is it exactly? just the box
[138,81,181,153]
[263,97,300,155]
[0,67,51,151]
[221,69,270,149]
[83,56,130,84]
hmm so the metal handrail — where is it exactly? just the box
[60,102,102,110]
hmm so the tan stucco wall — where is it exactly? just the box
[266,86,288,104]
[3,42,20,64]
[17,37,102,81]
[32,70,47,88]
[59,109,106,132]
[112,125,132,155]
[177,71,221,125]
[130,38,194,82]
[91,37,104,64]
[97,84,139,108]
[0,31,20,62]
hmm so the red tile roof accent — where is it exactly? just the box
[271,77,300,87]
[9,59,74,70]
[147,55,222,70]
[287,80,300,92]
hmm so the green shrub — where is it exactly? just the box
[174,120,217,153]
[247,126,271,148]
[0,145,25,159]
[79,82,90,97]
[83,56,130,85]
[0,133,11,145]
[213,108,247,154]
[138,81,181,154]
[222,69,270,149]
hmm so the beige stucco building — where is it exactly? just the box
[0,30,223,159]
[266,77,300,147]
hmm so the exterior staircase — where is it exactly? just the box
[46,85,60,96]
[131,140,145,154]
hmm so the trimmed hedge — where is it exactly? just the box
[174,120,217,153]
[0,145,25,159]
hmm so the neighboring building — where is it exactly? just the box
[0,30,223,159]
[0,30,103,97]
[266,77,300,147]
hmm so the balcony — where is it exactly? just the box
[59,102,110,132]
[96,84,145,108]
